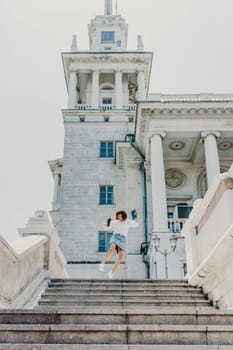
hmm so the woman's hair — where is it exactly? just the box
[116,210,127,220]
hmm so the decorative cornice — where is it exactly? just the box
[141,107,233,117]
[67,55,151,65]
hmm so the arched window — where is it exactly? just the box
[100,83,114,91]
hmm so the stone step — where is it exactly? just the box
[50,279,189,284]
[48,281,190,288]
[1,324,233,345]
[37,299,211,309]
[45,286,202,293]
[0,309,233,325]
[1,345,233,350]
[40,293,206,301]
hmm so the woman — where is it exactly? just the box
[99,210,139,278]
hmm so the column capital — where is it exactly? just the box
[137,68,145,74]
[151,132,166,141]
[201,131,221,139]
[92,69,100,74]
[69,69,77,74]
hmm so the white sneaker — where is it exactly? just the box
[99,263,104,272]
[108,271,114,279]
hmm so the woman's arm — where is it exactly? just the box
[103,220,115,231]
[128,219,139,228]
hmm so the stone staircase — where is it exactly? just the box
[1,279,233,349]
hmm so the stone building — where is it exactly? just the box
[49,0,233,279]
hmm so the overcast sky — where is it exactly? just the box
[0,0,233,242]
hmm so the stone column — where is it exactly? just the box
[115,70,123,108]
[202,131,221,187]
[53,173,60,205]
[68,70,77,109]
[91,70,100,108]
[150,132,168,233]
[137,69,146,100]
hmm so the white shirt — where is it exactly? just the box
[103,219,139,237]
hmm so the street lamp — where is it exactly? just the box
[152,235,178,279]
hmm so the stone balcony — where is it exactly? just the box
[168,218,187,233]
[75,104,137,111]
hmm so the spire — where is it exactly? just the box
[70,35,78,52]
[137,35,144,51]
[104,0,112,15]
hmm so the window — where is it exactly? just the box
[102,98,112,105]
[99,185,114,205]
[101,31,115,42]
[80,117,85,122]
[98,232,113,252]
[100,141,114,158]
[177,203,193,218]
[104,47,112,51]
[128,117,134,123]
[125,134,135,143]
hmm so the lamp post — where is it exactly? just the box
[152,235,178,279]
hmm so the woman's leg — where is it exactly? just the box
[101,243,116,264]
[111,248,125,273]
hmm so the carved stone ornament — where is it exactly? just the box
[165,169,186,189]
[35,210,46,218]
[218,141,233,151]
[169,141,185,151]
[224,178,233,190]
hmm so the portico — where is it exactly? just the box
[134,97,233,278]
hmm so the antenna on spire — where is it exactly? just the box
[115,0,118,15]
[104,0,112,15]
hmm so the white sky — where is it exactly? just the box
[0,0,233,241]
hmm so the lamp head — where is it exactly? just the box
[153,235,160,251]
[170,235,177,251]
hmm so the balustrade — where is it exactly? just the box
[75,104,136,111]
[168,218,187,233]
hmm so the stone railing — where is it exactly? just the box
[75,104,137,111]
[183,163,233,310]
[0,210,68,309]
[168,218,186,233]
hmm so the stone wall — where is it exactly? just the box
[0,211,67,309]
[58,111,146,278]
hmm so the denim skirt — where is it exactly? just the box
[110,233,126,251]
